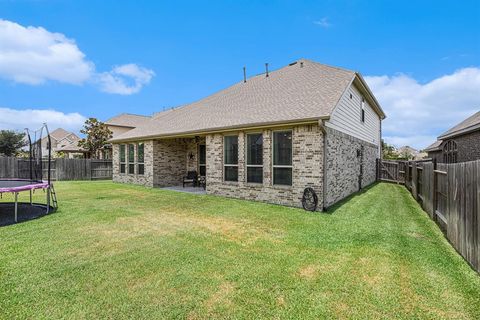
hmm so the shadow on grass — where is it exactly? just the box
[325,182,381,214]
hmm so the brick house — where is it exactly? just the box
[109,59,386,210]
[424,111,480,163]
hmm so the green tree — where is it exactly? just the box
[78,118,113,159]
[381,140,400,160]
[0,130,27,156]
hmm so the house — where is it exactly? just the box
[102,113,151,159]
[109,59,386,210]
[41,128,80,157]
[396,146,427,160]
[424,110,480,163]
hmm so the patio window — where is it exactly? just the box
[137,143,144,175]
[224,135,238,181]
[128,144,135,174]
[198,144,206,176]
[273,131,292,186]
[119,144,126,173]
[246,133,263,183]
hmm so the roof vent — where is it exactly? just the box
[265,63,269,77]
[243,66,247,83]
[300,61,304,68]
[288,61,298,66]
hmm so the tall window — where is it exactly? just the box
[273,131,292,186]
[224,135,238,181]
[128,144,135,174]
[246,133,263,183]
[361,98,366,123]
[119,144,126,173]
[198,144,206,176]
[443,140,457,163]
[137,143,144,175]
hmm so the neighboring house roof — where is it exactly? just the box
[397,146,418,155]
[111,59,385,142]
[105,113,151,128]
[424,140,442,152]
[438,110,480,140]
[56,138,85,153]
[48,128,73,141]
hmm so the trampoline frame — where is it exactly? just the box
[0,124,57,224]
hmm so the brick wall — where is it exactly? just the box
[206,124,324,209]
[428,130,480,163]
[325,127,379,207]
[112,140,154,187]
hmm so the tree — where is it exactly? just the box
[78,118,113,158]
[381,140,400,160]
[0,130,27,156]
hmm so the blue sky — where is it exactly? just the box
[0,0,479,149]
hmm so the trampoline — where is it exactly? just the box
[0,124,57,226]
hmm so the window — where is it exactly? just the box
[137,143,144,175]
[273,131,292,186]
[198,144,206,176]
[224,135,238,181]
[119,144,126,173]
[361,98,366,123]
[443,140,457,163]
[246,133,263,183]
[128,144,135,174]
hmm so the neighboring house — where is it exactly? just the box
[397,146,427,160]
[41,128,80,157]
[425,110,480,163]
[109,59,386,210]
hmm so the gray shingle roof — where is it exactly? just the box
[105,113,151,128]
[438,110,480,139]
[49,128,72,141]
[423,140,442,152]
[110,59,383,142]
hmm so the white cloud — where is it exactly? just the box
[0,19,94,85]
[365,67,480,150]
[313,17,331,28]
[98,64,155,95]
[0,107,86,133]
[0,19,154,94]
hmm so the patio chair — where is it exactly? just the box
[183,170,198,188]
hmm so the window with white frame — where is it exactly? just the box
[128,144,135,174]
[224,135,238,181]
[246,133,263,183]
[137,143,144,175]
[119,144,126,173]
[273,131,292,186]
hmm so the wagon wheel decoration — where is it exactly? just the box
[302,187,318,212]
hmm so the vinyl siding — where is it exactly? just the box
[325,83,381,148]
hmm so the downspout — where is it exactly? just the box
[319,119,328,212]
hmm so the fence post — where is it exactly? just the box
[433,158,437,222]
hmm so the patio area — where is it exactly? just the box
[161,185,206,194]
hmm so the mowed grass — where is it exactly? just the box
[0,182,479,319]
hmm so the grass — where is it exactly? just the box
[0,181,479,319]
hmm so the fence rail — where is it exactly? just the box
[0,157,112,181]
[377,158,480,273]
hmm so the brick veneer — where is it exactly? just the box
[112,125,380,210]
[427,130,480,163]
[206,124,324,209]
[325,127,378,207]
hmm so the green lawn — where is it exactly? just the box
[0,182,479,319]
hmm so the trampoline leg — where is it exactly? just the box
[14,192,18,223]
[30,190,33,205]
[46,188,50,214]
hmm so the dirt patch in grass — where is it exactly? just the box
[205,281,235,310]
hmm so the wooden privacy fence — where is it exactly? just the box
[0,157,112,181]
[377,159,480,272]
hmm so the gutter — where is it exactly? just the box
[319,119,328,212]
[109,117,329,143]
